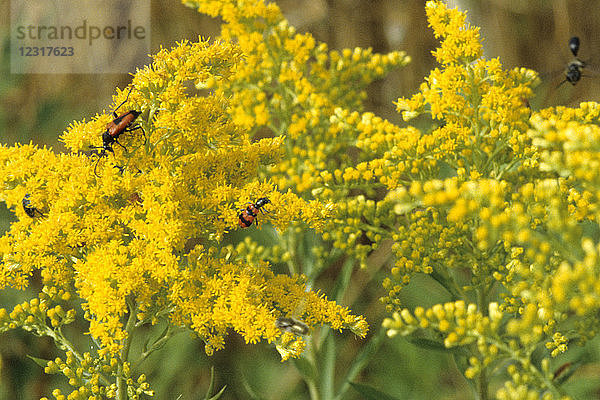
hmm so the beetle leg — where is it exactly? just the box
[114,138,128,152]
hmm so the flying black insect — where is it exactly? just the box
[275,317,309,335]
[560,36,586,86]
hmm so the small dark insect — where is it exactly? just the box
[560,36,586,87]
[238,197,271,228]
[275,317,309,335]
[128,192,143,205]
[22,194,44,218]
[90,87,145,176]
[520,96,532,117]
[569,36,580,57]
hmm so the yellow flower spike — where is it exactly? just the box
[184,0,409,201]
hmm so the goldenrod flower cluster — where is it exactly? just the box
[180,1,600,398]
[383,301,504,377]
[183,0,410,197]
[372,2,600,399]
[0,36,368,397]
[181,0,411,276]
[181,2,598,398]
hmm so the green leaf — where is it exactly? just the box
[203,366,226,400]
[335,329,385,400]
[293,355,317,382]
[349,382,401,400]
[27,355,50,368]
[203,366,215,400]
[207,385,227,400]
[319,334,335,399]
[332,258,354,303]
[406,337,446,351]
[240,372,265,400]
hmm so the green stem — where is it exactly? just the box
[484,336,569,398]
[43,324,112,386]
[117,297,137,400]
[308,381,320,400]
[304,341,321,400]
[357,223,391,236]
[132,325,178,371]
[494,157,520,180]
[476,286,488,400]
[430,265,465,301]
[320,333,335,400]
[285,228,300,275]
[477,363,489,400]
[45,326,84,363]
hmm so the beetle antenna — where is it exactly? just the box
[113,86,134,114]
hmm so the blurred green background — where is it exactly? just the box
[1,1,600,399]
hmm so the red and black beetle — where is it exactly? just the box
[238,197,271,228]
[90,87,145,175]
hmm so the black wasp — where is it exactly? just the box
[561,36,585,86]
